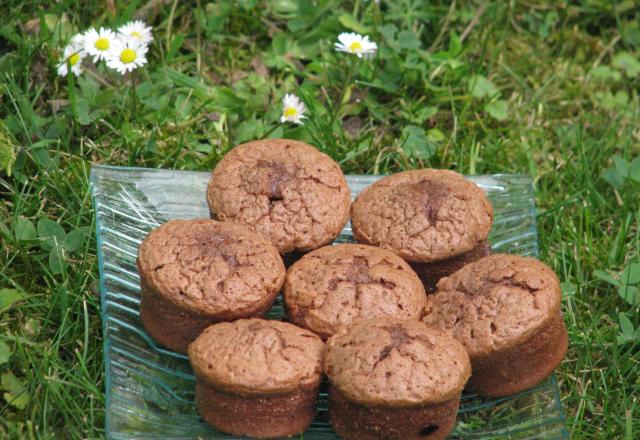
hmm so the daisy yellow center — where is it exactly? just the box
[131,31,142,39]
[349,41,363,52]
[69,53,80,66]
[120,48,137,64]
[284,107,298,117]
[95,38,110,51]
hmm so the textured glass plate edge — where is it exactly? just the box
[92,168,113,440]
[90,164,569,440]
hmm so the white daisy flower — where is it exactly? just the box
[280,93,306,125]
[83,27,118,62]
[57,41,86,77]
[118,20,153,45]
[335,32,378,58]
[105,37,149,75]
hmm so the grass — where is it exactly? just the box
[1,0,639,438]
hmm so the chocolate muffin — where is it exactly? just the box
[137,219,285,354]
[284,243,427,340]
[350,169,493,292]
[206,139,351,263]
[188,319,324,438]
[324,318,470,440]
[422,254,568,398]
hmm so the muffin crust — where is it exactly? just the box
[324,318,470,407]
[138,219,284,316]
[422,254,562,357]
[324,318,470,440]
[207,139,351,254]
[137,219,284,353]
[188,319,324,438]
[423,254,568,397]
[284,244,427,339]
[189,319,324,395]
[350,169,493,263]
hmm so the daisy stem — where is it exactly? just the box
[131,70,138,119]
[166,0,179,58]
[66,61,78,121]
[373,2,383,32]
[261,122,282,139]
[329,58,354,129]
[352,0,361,17]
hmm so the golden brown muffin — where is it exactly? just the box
[137,219,285,354]
[188,319,324,438]
[284,243,427,340]
[324,318,470,440]
[422,253,568,397]
[350,169,493,291]
[206,139,351,261]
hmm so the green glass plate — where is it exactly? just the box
[90,164,568,439]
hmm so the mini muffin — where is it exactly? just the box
[422,254,568,398]
[188,319,324,438]
[137,219,285,354]
[324,318,470,440]
[284,243,427,340]
[350,169,493,292]
[206,139,351,264]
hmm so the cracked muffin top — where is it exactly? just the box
[284,244,427,340]
[206,139,351,254]
[188,319,324,395]
[137,219,285,316]
[350,169,493,263]
[422,254,562,358]
[324,318,470,407]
